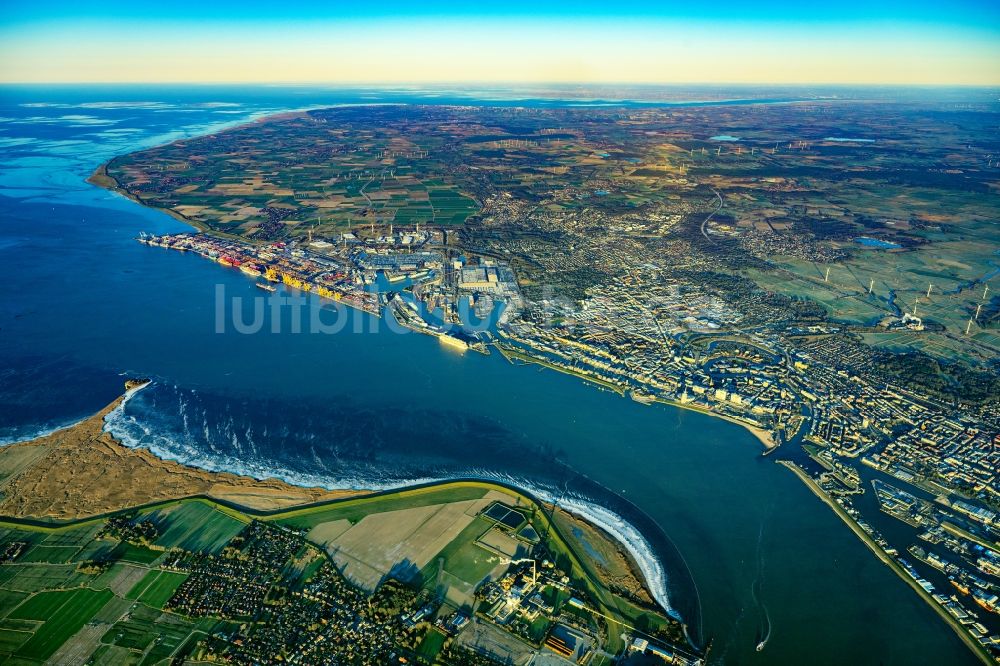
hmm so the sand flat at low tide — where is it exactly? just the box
[0,392,358,520]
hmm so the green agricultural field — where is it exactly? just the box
[1,564,87,593]
[0,619,41,633]
[973,330,1000,348]
[0,484,682,664]
[0,517,201,663]
[8,589,74,620]
[419,516,497,589]
[124,569,162,601]
[281,547,325,586]
[748,263,888,325]
[0,627,31,655]
[19,544,79,564]
[41,524,103,548]
[428,188,478,224]
[147,500,247,553]
[104,106,492,240]
[136,620,193,665]
[109,542,162,565]
[132,571,189,609]
[0,589,28,617]
[274,484,490,530]
[88,643,142,666]
[102,603,163,651]
[14,587,112,661]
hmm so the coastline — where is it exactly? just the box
[73,105,773,638]
[778,460,995,666]
[89,107,777,458]
[0,381,673,622]
[89,161,234,240]
[653,395,777,450]
[86,108,317,244]
[0,382,360,519]
[496,341,777,450]
[81,109,687,620]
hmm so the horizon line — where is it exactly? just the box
[2,80,998,88]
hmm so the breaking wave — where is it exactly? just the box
[1,380,150,446]
[474,470,675,617]
[102,387,675,618]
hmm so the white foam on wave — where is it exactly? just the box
[558,495,673,614]
[119,380,153,406]
[472,470,675,618]
[104,398,439,491]
[103,391,676,619]
[1,380,152,447]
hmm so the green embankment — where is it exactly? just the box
[0,480,679,662]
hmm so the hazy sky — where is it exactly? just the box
[2,1,998,84]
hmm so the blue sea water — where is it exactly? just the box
[0,85,978,665]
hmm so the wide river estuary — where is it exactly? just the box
[0,85,977,664]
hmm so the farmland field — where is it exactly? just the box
[419,516,502,591]
[13,587,112,661]
[316,497,495,590]
[105,106,493,240]
[273,483,492,530]
[8,589,74,620]
[134,571,189,609]
[147,500,247,553]
[0,477,682,664]
[19,544,79,564]
[0,627,31,654]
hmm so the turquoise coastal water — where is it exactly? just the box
[0,85,979,664]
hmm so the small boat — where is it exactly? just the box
[256,282,277,292]
[756,641,766,652]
